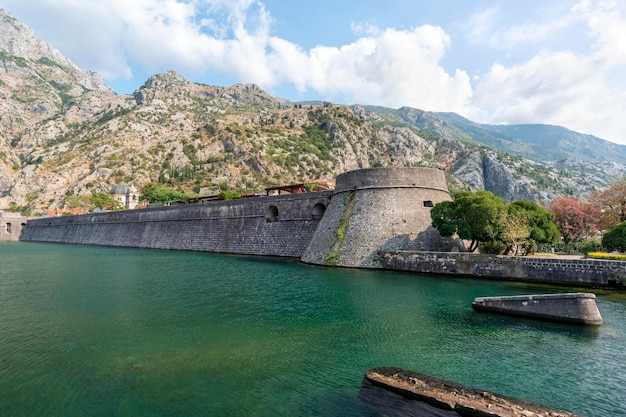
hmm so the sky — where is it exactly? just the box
[1,0,626,145]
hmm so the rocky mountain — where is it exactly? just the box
[434,111,626,165]
[1,8,625,213]
[356,106,625,201]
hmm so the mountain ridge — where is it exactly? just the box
[1,8,624,213]
[433,111,626,164]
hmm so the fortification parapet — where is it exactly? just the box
[333,166,449,193]
[0,210,27,242]
[301,167,454,268]
[21,192,331,257]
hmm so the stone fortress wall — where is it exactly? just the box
[0,210,27,242]
[380,251,626,288]
[18,167,626,288]
[21,191,333,258]
[20,167,453,265]
[301,167,454,267]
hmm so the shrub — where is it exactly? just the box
[580,239,603,254]
[479,240,507,255]
[602,221,626,252]
[218,190,241,200]
[587,252,626,261]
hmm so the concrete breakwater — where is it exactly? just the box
[380,250,626,288]
[472,293,603,325]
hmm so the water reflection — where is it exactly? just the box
[0,243,624,417]
[358,379,460,417]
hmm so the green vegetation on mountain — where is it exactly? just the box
[1,7,626,213]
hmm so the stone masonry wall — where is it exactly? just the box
[21,192,332,258]
[302,167,456,268]
[0,211,27,242]
[380,251,626,288]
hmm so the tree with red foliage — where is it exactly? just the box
[588,177,626,231]
[550,196,599,252]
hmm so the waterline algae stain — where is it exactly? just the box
[1,242,625,416]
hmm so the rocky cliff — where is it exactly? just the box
[1,8,624,212]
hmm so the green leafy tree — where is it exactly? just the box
[431,191,507,252]
[140,183,188,205]
[218,190,241,200]
[90,191,120,210]
[7,203,32,216]
[508,200,560,253]
[454,191,507,252]
[430,200,463,238]
[499,212,532,255]
[602,221,626,252]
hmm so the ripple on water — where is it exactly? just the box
[0,243,624,417]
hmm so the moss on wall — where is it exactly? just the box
[326,191,355,265]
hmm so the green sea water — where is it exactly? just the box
[0,242,624,416]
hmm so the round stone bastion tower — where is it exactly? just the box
[301,167,453,268]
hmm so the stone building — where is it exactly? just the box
[0,210,28,241]
[110,184,139,209]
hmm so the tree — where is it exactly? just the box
[431,191,507,252]
[90,191,120,210]
[430,200,463,238]
[602,221,626,252]
[589,177,626,231]
[550,196,598,252]
[499,212,532,255]
[454,191,507,252]
[508,200,560,253]
[140,183,188,205]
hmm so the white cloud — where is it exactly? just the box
[462,6,500,45]
[472,51,602,122]
[1,0,472,112]
[291,26,472,112]
[470,4,577,48]
[3,0,626,144]
[469,0,626,144]
[497,14,575,46]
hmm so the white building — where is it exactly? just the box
[110,184,139,209]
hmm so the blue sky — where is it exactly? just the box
[1,0,626,145]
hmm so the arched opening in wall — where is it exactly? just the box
[312,203,326,220]
[6,223,11,233]
[266,205,279,222]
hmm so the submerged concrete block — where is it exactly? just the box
[365,367,583,417]
[472,293,603,325]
